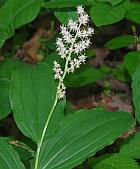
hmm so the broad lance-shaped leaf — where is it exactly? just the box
[37,108,134,169]
[0,78,10,119]
[95,0,124,6]
[124,51,140,76]
[64,64,106,87]
[10,63,65,143]
[90,2,125,27]
[120,131,140,159]
[0,0,43,48]
[89,153,140,169]
[0,58,30,120]
[105,35,135,50]
[44,0,97,8]
[0,0,6,8]
[54,10,77,25]
[126,2,140,24]
[0,137,26,169]
[0,58,29,79]
[132,63,140,123]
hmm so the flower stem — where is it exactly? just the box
[34,25,80,169]
[34,54,71,169]
[34,98,58,169]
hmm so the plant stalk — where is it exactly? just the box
[34,25,80,169]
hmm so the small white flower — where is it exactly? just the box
[53,61,63,80]
[56,38,68,60]
[56,38,65,48]
[79,55,87,63]
[60,25,73,43]
[84,39,91,48]
[68,62,75,73]
[77,30,87,38]
[68,67,74,73]
[77,6,89,25]
[54,61,60,68]
[74,39,91,54]
[69,58,82,72]
[68,19,78,31]
[77,28,94,39]
[82,30,89,38]
[79,13,89,25]
[80,41,85,50]
[64,33,73,43]
[77,6,85,15]
[87,27,94,35]
[57,46,68,59]
[57,90,65,99]
[74,43,81,54]
[74,58,82,68]
[60,25,67,35]
[57,83,66,99]
[70,61,75,72]
[54,73,61,80]
[77,30,82,38]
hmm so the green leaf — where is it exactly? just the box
[90,153,140,169]
[122,0,131,11]
[0,58,29,120]
[10,63,65,143]
[0,58,28,79]
[112,64,130,82]
[126,2,140,24]
[90,2,125,26]
[54,9,77,25]
[0,137,26,169]
[45,52,65,68]
[38,108,134,169]
[0,78,10,119]
[105,35,135,50]
[0,0,6,8]
[132,63,140,123]
[64,64,107,87]
[44,0,96,8]
[124,51,140,76]
[86,49,96,58]
[120,131,140,159]
[64,102,75,115]
[0,0,43,48]
[95,0,124,6]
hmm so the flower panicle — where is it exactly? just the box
[53,6,94,99]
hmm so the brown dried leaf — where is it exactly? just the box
[22,28,47,62]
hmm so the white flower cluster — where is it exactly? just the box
[53,61,63,80]
[54,6,94,99]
